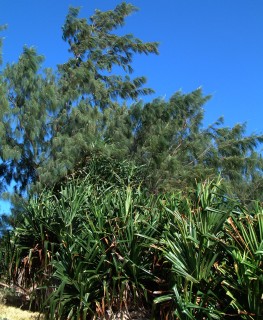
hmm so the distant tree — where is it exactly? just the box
[207,123,263,202]
[44,85,263,202]
[125,89,263,200]
[127,89,214,192]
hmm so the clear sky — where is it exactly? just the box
[0,0,263,212]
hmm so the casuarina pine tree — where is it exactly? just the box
[35,2,159,189]
[0,3,263,206]
[0,3,159,195]
[0,47,59,195]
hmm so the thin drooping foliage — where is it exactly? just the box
[0,3,263,206]
[220,206,263,319]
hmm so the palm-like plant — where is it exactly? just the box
[43,181,166,319]
[219,203,263,319]
[154,180,233,319]
[7,172,263,319]
[9,165,168,318]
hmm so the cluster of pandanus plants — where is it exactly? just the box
[0,166,262,319]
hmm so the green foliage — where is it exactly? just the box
[219,205,263,319]
[3,175,262,319]
[127,89,215,191]
[0,2,263,205]
[208,124,263,202]
[154,180,232,319]
[7,168,166,318]
[0,2,159,196]
[108,89,263,200]
[0,3,263,319]
[0,46,59,194]
[60,3,158,108]
[41,2,159,189]
[0,229,12,282]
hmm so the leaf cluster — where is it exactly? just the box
[1,175,262,319]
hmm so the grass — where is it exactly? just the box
[0,287,43,320]
[0,303,44,320]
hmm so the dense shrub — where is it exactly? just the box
[1,176,262,319]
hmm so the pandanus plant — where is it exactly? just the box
[8,165,167,318]
[5,174,263,319]
[45,183,168,319]
[219,203,263,319]
[154,180,235,319]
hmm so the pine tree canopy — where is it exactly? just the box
[0,47,59,194]
[0,2,263,209]
[58,2,159,109]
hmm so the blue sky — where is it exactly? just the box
[0,0,263,212]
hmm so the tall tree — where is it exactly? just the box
[100,88,263,200]
[59,3,158,109]
[127,89,214,192]
[0,3,263,206]
[208,123,263,202]
[127,90,263,200]
[0,3,159,194]
[35,2,159,188]
[0,47,59,195]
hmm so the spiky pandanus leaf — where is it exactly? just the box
[155,180,233,319]
[219,205,263,319]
